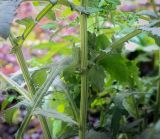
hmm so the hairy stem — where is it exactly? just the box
[15,58,72,139]
[96,29,142,62]
[18,2,56,47]
[9,34,52,139]
[8,1,58,138]
[111,30,142,49]
[79,0,88,139]
[0,72,31,100]
[65,90,79,122]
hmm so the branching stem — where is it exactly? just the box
[8,1,58,139]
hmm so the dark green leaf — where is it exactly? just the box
[123,95,138,118]
[88,0,99,7]
[88,32,96,50]
[150,35,160,46]
[86,129,111,139]
[45,10,56,20]
[111,107,123,137]
[98,53,128,83]
[88,65,105,92]
[105,0,121,5]
[96,34,110,50]
[98,52,139,85]
[99,0,120,10]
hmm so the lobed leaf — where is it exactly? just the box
[98,52,139,86]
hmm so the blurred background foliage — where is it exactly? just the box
[1,0,160,139]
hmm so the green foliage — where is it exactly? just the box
[33,108,78,125]
[3,107,17,124]
[3,100,31,124]
[88,65,105,92]
[1,95,15,110]
[87,130,111,139]
[96,34,110,50]
[123,95,138,118]
[31,68,48,90]
[98,52,139,86]
[1,0,160,139]
[99,0,121,10]
[111,106,124,137]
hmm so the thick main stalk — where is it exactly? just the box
[79,0,88,139]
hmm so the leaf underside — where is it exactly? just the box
[0,0,22,38]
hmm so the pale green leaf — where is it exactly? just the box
[34,108,78,125]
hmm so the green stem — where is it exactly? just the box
[16,48,36,95]
[79,0,88,139]
[111,30,142,49]
[65,90,79,122]
[8,2,58,138]
[0,72,31,101]
[18,2,56,47]
[25,0,92,14]
[16,58,72,139]
[9,34,52,139]
[96,29,142,62]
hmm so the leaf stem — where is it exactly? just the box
[0,72,31,101]
[16,58,72,138]
[96,29,142,62]
[79,0,88,139]
[9,33,52,139]
[8,2,58,138]
[111,30,142,49]
[18,2,55,47]
[65,90,79,122]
